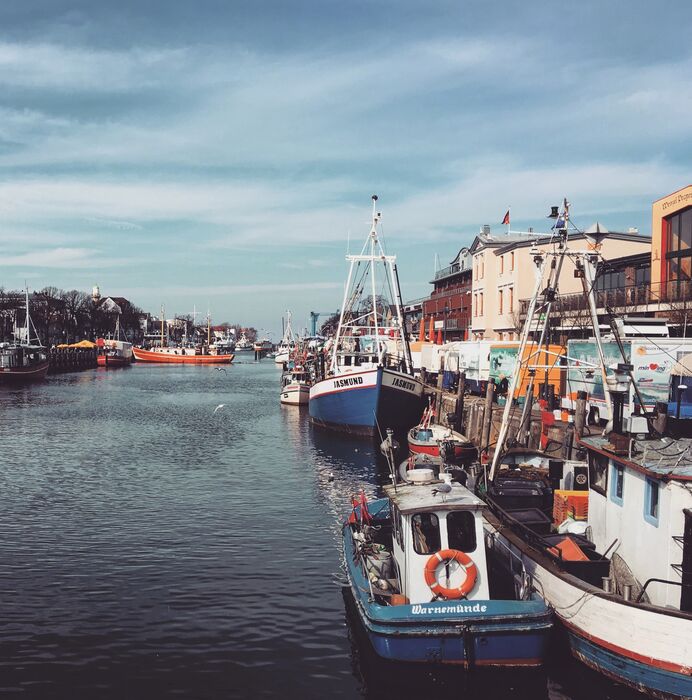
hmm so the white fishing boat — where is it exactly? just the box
[280,366,311,405]
[478,200,692,700]
[274,311,296,365]
[308,196,424,436]
[235,331,253,351]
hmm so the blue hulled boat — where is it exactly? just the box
[309,196,424,437]
[342,472,552,666]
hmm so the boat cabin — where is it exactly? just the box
[0,343,47,369]
[581,435,692,612]
[384,477,490,603]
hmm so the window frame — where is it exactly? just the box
[589,453,609,497]
[446,511,477,553]
[411,512,441,555]
[644,477,660,527]
[610,463,624,506]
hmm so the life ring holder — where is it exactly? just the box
[424,549,477,599]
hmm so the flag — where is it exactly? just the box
[501,210,510,225]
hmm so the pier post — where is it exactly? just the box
[482,381,495,454]
[454,371,465,433]
[574,391,587,438]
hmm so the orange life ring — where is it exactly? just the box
[424,549,477,599]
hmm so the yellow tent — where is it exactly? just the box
[57,340,98,349]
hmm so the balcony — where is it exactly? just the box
[432,263,471,283]
[518,280,692,319]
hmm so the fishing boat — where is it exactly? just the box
[235,331,253,351]
[132,346,234,364]
[0,289,50,383]
[342,470,553,666]
[280,366,311,405]
[274,311,296,365]
[479,199,692,699]
[96,316,133,367]
[408,403,476,464]
[309,196,424,436]
[133,312,234,364]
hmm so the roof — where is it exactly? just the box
[384,481,484,514]
[579,435,692,481]
[492,230,651,256]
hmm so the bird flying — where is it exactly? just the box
[213,404,226,414]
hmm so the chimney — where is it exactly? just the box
[482,224,491,236]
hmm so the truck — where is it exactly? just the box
[566,338,692,423]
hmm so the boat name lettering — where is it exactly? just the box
[411,603,488,615]
[334,376,364,388]
[391,377,416,392]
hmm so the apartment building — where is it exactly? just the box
[470,227,651,341]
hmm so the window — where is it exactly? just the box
[393,505,404,548]
[644,478,659,526]
[509,286,514,312]
[500,256,504,274]
[510,252,515,271]
[447,511,477,552]
[479,292,483,315]
[473,294,477,317]
[589,453,608,496]
[498,289,503,314]
[411,513,440,554]
[610,464,624,505]
[665,207,692,298]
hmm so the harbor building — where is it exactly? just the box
[423,247,473,342]
[470,228,650,341]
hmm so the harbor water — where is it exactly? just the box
[0,361,645,699]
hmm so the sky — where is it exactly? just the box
[0,1,691,338]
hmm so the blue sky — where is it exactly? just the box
[0,1,691,338]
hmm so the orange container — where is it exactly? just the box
[553,489,589,524]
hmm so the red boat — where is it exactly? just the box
[132,347,234,364]
[408,405,476,463]
[96,338,133,367]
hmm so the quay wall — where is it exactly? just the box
[48,347,98,374]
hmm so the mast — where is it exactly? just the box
[24,287,30,346]
[161,305,165,347]
[391,261,413,375]
[370,195,380,346]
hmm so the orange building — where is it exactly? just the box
[651,185,692,302]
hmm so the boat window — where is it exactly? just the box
[588,453,608,496]
[411,513,440,554]
[393,506,404,549]
[644,478,659,526]
[610,464,624,506]
[447,511,477,552]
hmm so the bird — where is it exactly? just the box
[431,483,452,500]
[213,404,226,414]
[215,367,227,373]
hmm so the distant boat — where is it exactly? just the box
[408,404,476,464]
[0,288,49,383]
[96,316,133,367]
[132,346,234,364]
[275,311,296,365]
[235,331,253,351]
[309,196,424,436]
[253,338,272,353]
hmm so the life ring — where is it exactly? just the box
[424,549,477,599]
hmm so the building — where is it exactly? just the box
[651,185,692,305]
[520,186,692,338]
[422,247,472,341]
[472,228,651,341]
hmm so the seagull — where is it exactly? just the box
[213,404,226,414]
[215,367,227,374]
[431,483,452,500]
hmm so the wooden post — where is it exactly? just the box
[455,371,466,433]
[519,386,534,447]
[420,367,427,386]
[574,391,587,439]
[436,356,445,390]
[482,381,495,453]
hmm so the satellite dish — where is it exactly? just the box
[584,222,609,248]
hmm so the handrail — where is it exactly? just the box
[635,577,692,604]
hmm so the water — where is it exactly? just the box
[0,361,643,699]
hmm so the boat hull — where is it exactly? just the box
[132,347,234,364]
[97,355,132,367]
[0,360,50,383]
[280,383,310,405]
[485,514,692,699]
[343,521,552,666]
[408,427,477,463]
[309,367,424,436]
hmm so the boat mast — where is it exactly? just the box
[391,261,413,375]
[24,287,30,346]
[161,305,165,347]
[370,195,380,350]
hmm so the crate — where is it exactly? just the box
[553,489,589,524]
